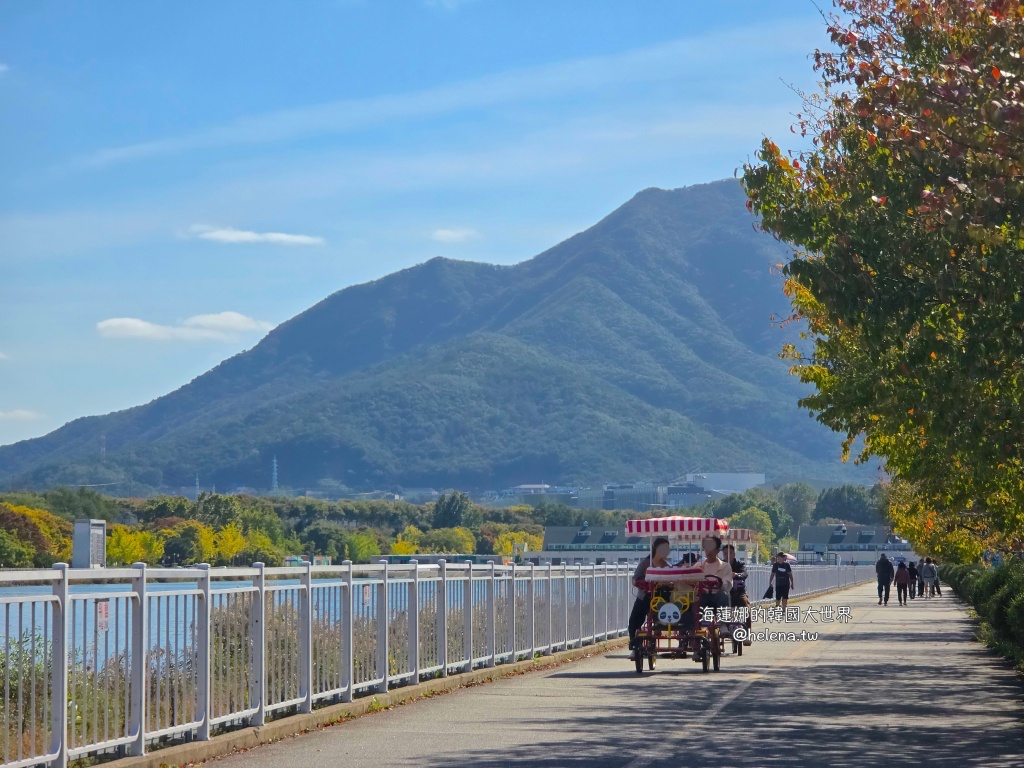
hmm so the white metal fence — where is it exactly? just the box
[743,564,878,603]
[0,561,874,768]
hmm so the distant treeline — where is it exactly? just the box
[0,482,888,568]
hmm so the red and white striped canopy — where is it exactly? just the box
[625,517,754,541]
[626,517,729,536]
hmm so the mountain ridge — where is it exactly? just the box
[0,179,871,492]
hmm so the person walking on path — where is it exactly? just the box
[917,559,926,598]
[876,553,895,605]
[907,560,918,599]
[920,557,938,598]
[893,561,911,605]
[932,559,943,595]
[770,552,794,607]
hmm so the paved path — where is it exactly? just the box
[208,583,1024,768]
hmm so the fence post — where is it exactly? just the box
[611,566,618,634]
[409,560,420,684]
[463,561,474,671]
[546,564,553,654]
[50,563,69,768]
[250,562,266,727]
[600,565,608,639]
[527,564,536,659]
[376,560,389,694]
[486,562,496,668]
[576,564,584,647]
[129,562,147,756]
[342,561,354,703]
[196,564,212,740]
[614,565,622,638]
[438,560,448,677]
[508,564,517,661]
[565,565,573,651]
[299,561,313,714]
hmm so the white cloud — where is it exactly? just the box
[0,409,42,421]
[431,227,478,244]
[183,311,273,333]
[0,351,7,360]
[5,98,799,264]
[0,64,9,76]
[97,312,272,342]
[189,224,324,245]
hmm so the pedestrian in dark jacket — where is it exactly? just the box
[907,561,918,599]
[917,559,926,597]
[875,553,895,605]
[893,562,911,605]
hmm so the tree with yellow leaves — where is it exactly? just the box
[492,531,542,558]
[214,522,247,565]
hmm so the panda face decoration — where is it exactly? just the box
[657,601,682,625]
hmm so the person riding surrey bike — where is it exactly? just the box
[723,543,753,646]
[628,536,672,660]
[698,535,733,614]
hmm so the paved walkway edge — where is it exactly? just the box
[98,636,630,768]
[99,580,873,768]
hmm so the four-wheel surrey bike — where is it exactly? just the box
[626,516,754,674]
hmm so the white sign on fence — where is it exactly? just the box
[96,599,110,632]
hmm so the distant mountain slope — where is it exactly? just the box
[0,179,870,491]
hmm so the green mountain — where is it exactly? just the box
[0,179,871,492]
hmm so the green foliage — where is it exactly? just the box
[300,521,349,557]
[140,495,194,524]
[0,529,34,567]
[813,485,884,526]
[162,521,216,565]
[942,560,1024,671]
[0,488,120,523]
[729,506,775,541]
[236,507,286,546]
[743,0,1024,556]
[238,530,284,567]
[346,531,381,562]
[44,487,118,521]
[778,483,817,532]
[691,482,889,544]
[431,492,482,529]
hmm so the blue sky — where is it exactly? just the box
[0,0,830,446]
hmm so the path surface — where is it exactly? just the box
[209,583,1024,768]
